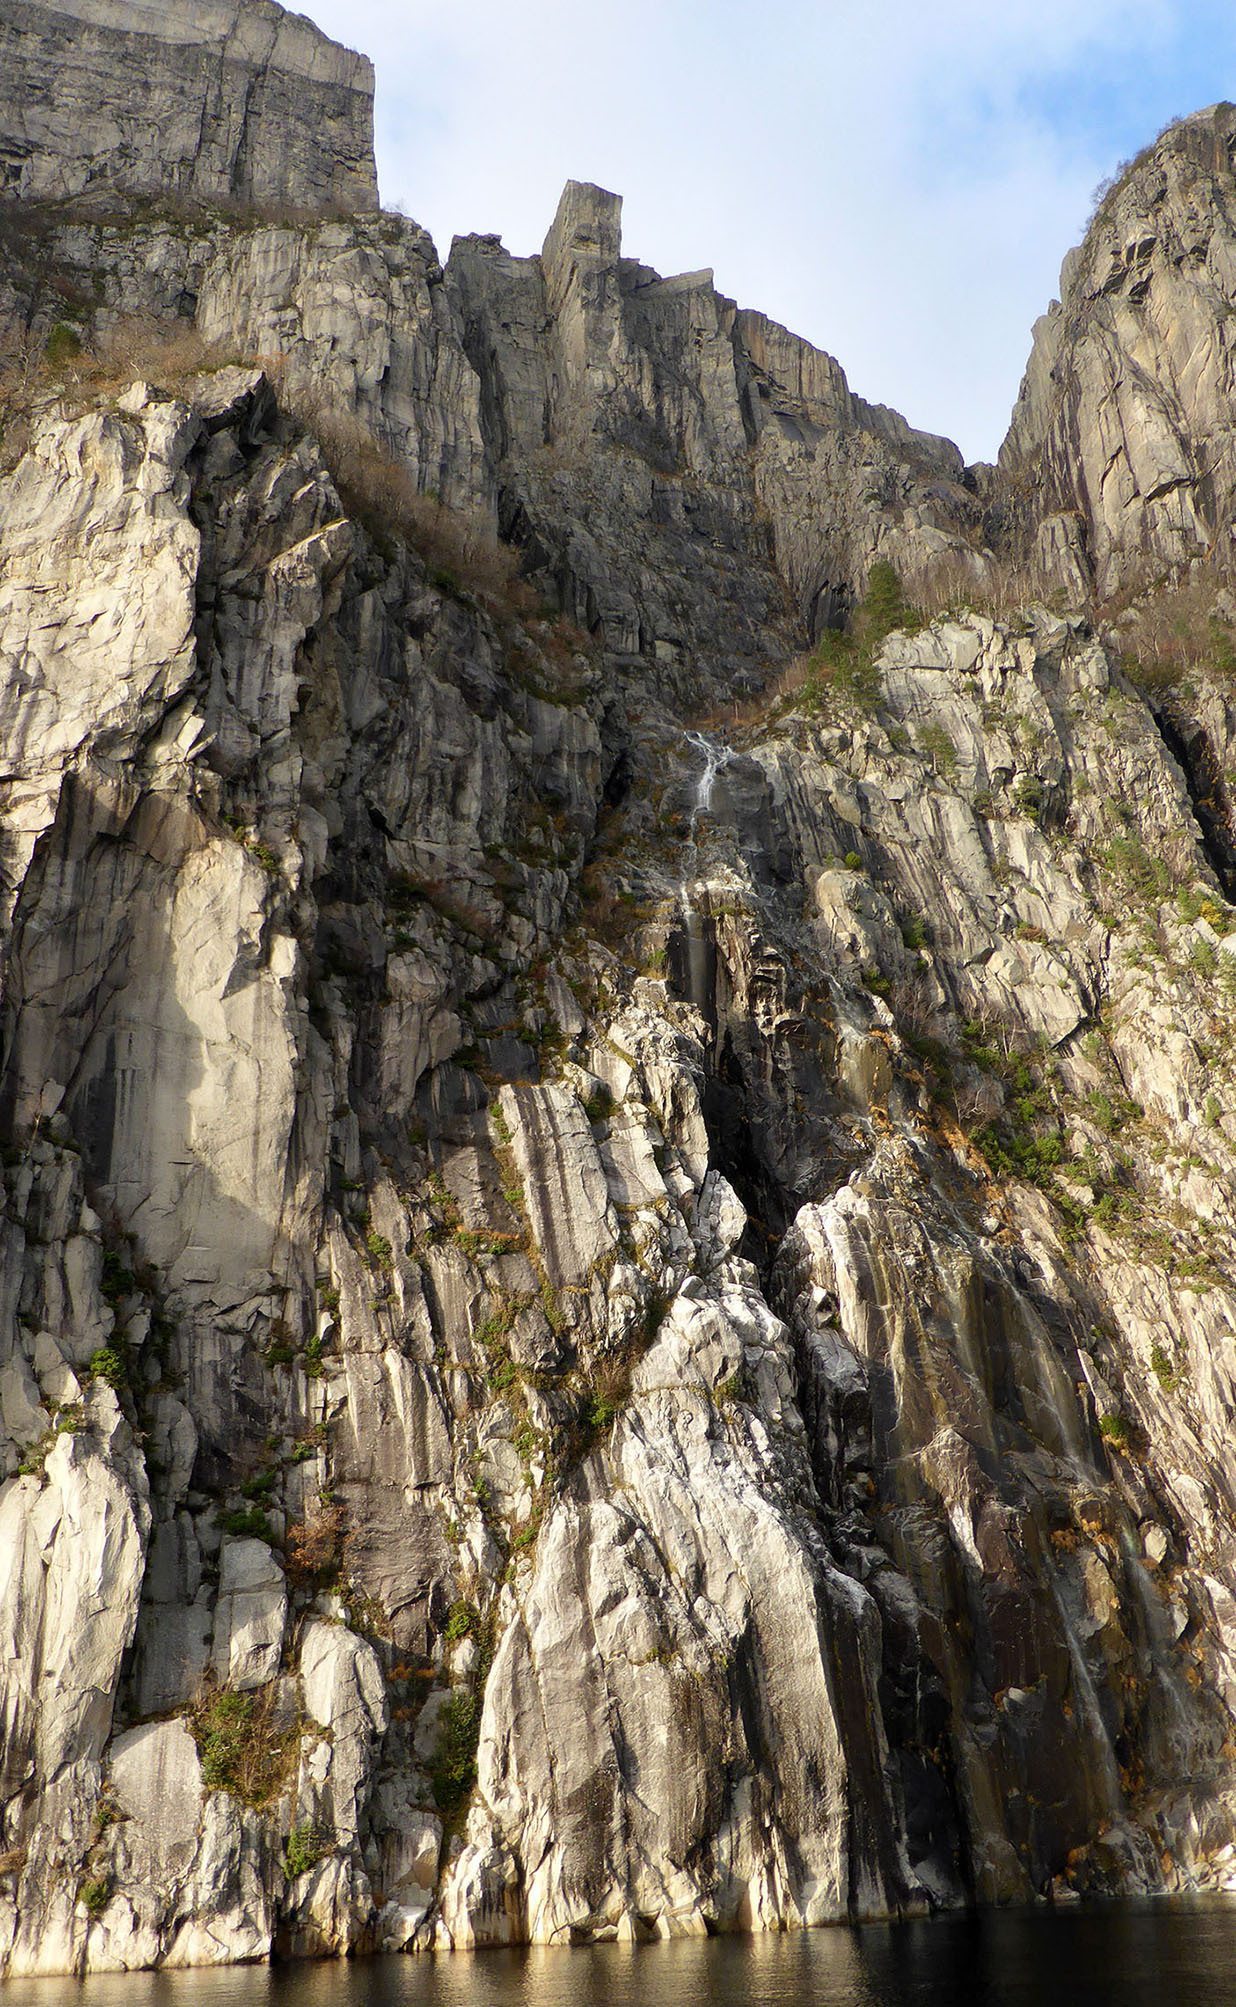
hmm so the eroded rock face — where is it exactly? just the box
[1001,103,1236,595]
[0,0,377,212]
[449,181,985,685]
[9,13,1236,1979]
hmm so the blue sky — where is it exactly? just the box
[301,1,1236,462]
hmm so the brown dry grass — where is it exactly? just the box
[0,314,243,469]
[285,1503,345,1586]
[1103,575,1236,691]
[907,548,1060,622]
[283,388,528,612]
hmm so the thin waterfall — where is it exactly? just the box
[681,732,729,1013]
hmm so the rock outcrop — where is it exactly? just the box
[450,180,984,675]
[6,0,1236,1980]
[1002,102,1236,597]
[0,0,377,212]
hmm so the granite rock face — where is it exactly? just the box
[7,8,1236,1980]
[1002,102,1236,596]
[0,0,377,212]
[450,180,985,683]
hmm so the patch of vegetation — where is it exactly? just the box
[431,1689,481,1817]
[1086,1089,1143,1134]
[1150,1344,1179,1393]
[86,1345,126,1390]
[918,722,958,779]
[364,1228,393,1271]
[583,1083,616,1124]
[801,560,919,718]
[190,1687,298,1807]
[78,1876,110,1917]
[220,1505,276,1542]
[1101,834,1172,901]
[99,1248,135,1306]
[1189,937,1218,979]
[285,1503,343,1586]
[284,1824,326,1880]
[45,321,82,367]
[442,1599,477,1645]
[1013,774,1045,819]
[585,1388,619,1433]
[1099,1413,1132,1450]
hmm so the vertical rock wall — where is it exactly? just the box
[0,0,377,211]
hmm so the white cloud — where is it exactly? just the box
[301,0,1206,458]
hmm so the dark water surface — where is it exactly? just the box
[8,1901,1236,2006]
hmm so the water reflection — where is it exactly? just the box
[6,1900,1236,2006]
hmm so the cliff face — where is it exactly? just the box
[6,1,1236,1980]
[0,0,377,212]
[1001,103,1236,598]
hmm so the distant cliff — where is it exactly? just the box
[1002,102,1236,596]
[0,0,377,211]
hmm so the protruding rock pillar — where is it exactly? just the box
[541,179,624,432]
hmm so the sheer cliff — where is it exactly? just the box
[1002,101,1236,598]
[5,3,1236,1981]
[0,0,377,211]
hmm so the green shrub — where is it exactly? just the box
[862,559,917,647]
[221,1505,275,1541]
[442,1599,476,1644]
[364,1229,393,1270]
[1099,1413,1131,1449]
[87,1346,126,1389]
[918,723,958,778]
[99,1249,135,1305]
[585,1390,617,1433]
[431,1689,480,1815]
[802,561,918,719]
[844,850,864,872]
[45,321,82,367]
[191,1688,297,1806]
[1102,835,1171,900]
[79,1876,110,1916]
[1150,1344,1178,1393]
[1189,938,1218,979]
[284,1824,325,1879]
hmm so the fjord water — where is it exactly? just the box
[5,1903,1236,2007]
